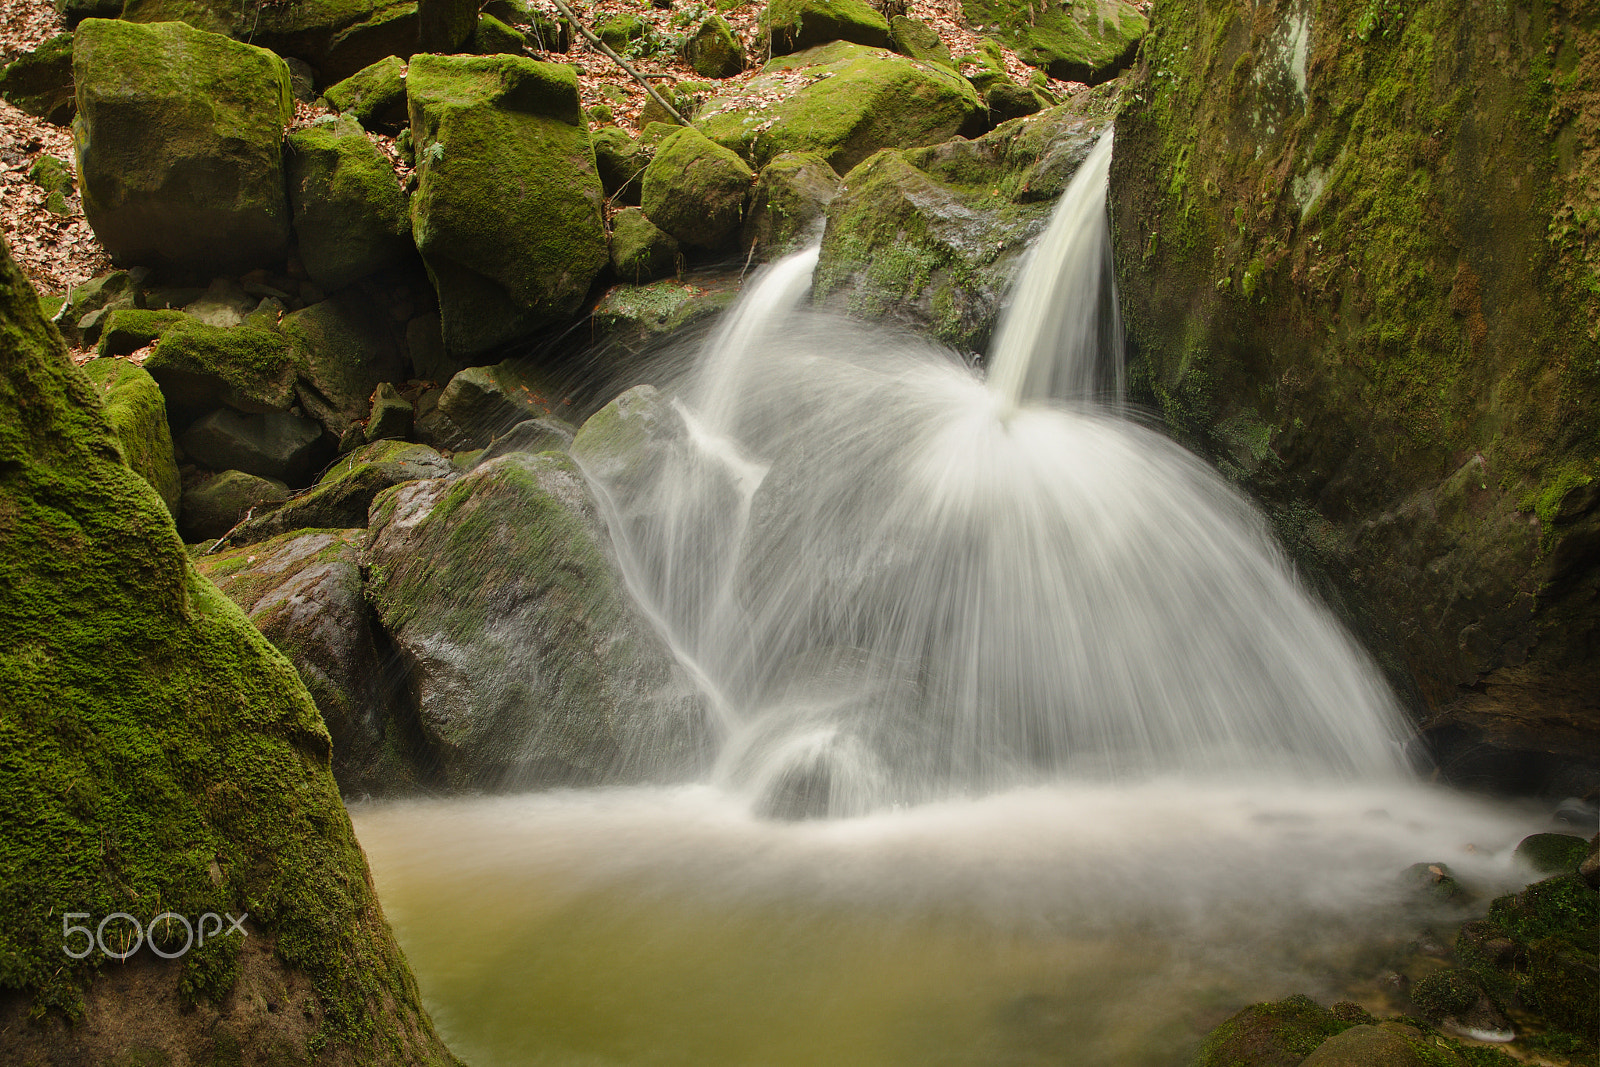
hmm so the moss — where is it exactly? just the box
[142,319,300,414]
[959,0,1144,84]
[610,206,680,282]
[685,14,744,78]
[0,33,75,124]
[1410,969,1485,1023]
[285,117,412,292]
[1513,833,1591,875]
[320,55,407,128]
[762,0,888,54]
[640,126,754,249]
[1193,994,1354,1066]
[0,235,454,1058]
[1521,462,1594,525]
[94,308,189,358]
[473,12,525,54]
[78,357,181,518]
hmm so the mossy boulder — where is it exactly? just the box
[72,19,293,272]
[79,358,181,518]
[320,55,408,130]
[961,0,1144,84]
[696,42,984,174]
[28,156,74,216]
[583,276,740,382]
[287,118,413,292]
[0,233,455,1060]
[1515,833,1591,876]
[743,150,842,257]
[984,80,1044,122]
[143,319,299,417]
[180,468,292,539]
[281,289,410,437]
[181,408,329,484]
[196,528,422,795]
[640,127,755,249]
[887,15,953,69]
[121,0,421,85]
[685,14,745,78]
[596,12,648,50]
[52,268,141,347]
[763,0,888,55]
[94,308,190,358]
[414,358,564,451]
[473,12,527,55]
[1194,994,1355,1067]
[0,33,75,125]
[593,125,647,203]
[816,106,1106,352]
[365,380,414,442]
[229,439,452,546]
[1110,0,1600,791]
[1298,1023,1470,1067]
[364,450,710,788]
[611,206,681,283]
[406,53,607,358]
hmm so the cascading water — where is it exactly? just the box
[583,129,1407,816]
[349,129,1555,1067]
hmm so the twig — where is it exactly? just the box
[546,0,690,126]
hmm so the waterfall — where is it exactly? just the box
[578,128,1409,817]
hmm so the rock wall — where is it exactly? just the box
[0,234,456,1063]
[1111,0,1599,792]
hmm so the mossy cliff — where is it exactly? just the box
[0,236,455,1062]
[1111,0,1600,787]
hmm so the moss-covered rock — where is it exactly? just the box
[640,126,754,249]
[93,308,188,358]
[406,53,607,358]
[143,319,299,417]
[1110,0,1600,789]
[593,125,647,203]
[1193,994,1355,1067]
[961,0,1144,84]
[473,12,526,54]
[763,0,888,55]
[27,155,74,217]
[1298,1023,1469,1067]
[364,449,709,788]
[229,439,451,546]
[414,358,564,451]
[181,468,292,540]
[742,150,842,257]
[0,232,456,1060]
[121,0,420,85]
[816,105,1105,352]
[53,268,143,347]
[611,206,681,283]
[887,15,952,69]
[696,42,984,174]
[1514,834,1591,877]
[597,12,648,50]
[287,118,413,292]
[984,80,1044,122]
[321,55,408,130]
[0,33,75,125]
[282,289,410,437]
[583,275,740,382]
[72,19,293,272]
[79,358,182,518]
[365,380,414,442]
[685,14,746,78]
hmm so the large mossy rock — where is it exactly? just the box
[364,450,709,789]
[142,319,299,417]
[763,0,889,55]
[0,234,457,1060]
[121,0,420,85]
[196,528,430,795]
[684,14,746,78]
[610,206,681,283]
[79,357,181,518]
[962,0,1144,84]
[180,468,291,540]
[0,33,75,125]
[640,127,755,250]
[817,105,1106,352]
[695,42,985,174]
[72,19,293,272]
[407,53,607,359]
[1111,0,1600,792]
[286,117,413,291]
[414,359,565,451]
[743,150,842,257]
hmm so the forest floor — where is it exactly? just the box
[0,0,1108,296]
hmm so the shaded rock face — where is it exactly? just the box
[364,450,710,789]
[742,151,842,257]
[285,116,414,291]
[961,0,1145,84]
[72,19,294,272]
[1110,0,1600,794]
[696,42,985,174]
[0,33,76,125]
[0,233,456,1060]
[79,357,181,518]
[180,468,290,540]
[406,53,608,359]
[817,104,1107,353]
[415,359,567,451]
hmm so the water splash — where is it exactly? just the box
[578,128,1409,816]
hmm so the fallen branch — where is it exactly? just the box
[546,0,690,127]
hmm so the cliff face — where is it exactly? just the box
[1110,0,1599,790]
[0,233,456,1063]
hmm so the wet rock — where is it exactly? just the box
[364,450,709,788]
[406,53,607,358]
[610,207,681,283]
[1514,833,1590,876]
[1193,994,1354,1067]
[286,117,413,292]
[641,127,755,250]
[1400,861,1471,906]
[593,126,647,204]
[742,151,841,257]
[180,468,290,540]
[72,19,292,272]
[414,360,563,451]
[181,408,327,483]
[0,33,75,125]
[1299,1023,1463,1067]
[80,358,181,518]
[762,0,889,55]
[472,417,574,466]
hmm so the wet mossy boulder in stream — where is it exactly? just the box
[1110,0,1600,792]
[414,358,566,451]
[79,357,181,518]
[640,127,756,250]
[0,234,458,1061]
[286,116,414,292]
[364,450,710,789]
[0,33,75,125]
[742,151,842,257]
[961,0,1144,84]
[406,53,608,359]
[695,41,985,174]
[817,105,1106,352]
[197,528,430,795]
[762,0,889,55]
[72,19,293,272]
